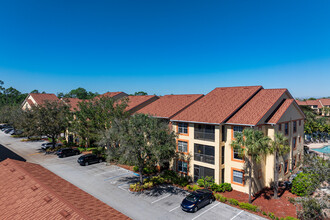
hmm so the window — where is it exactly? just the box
[221,168,225,183]
[194,165,214,182]
[178,160,188,174]
[284,160,289,174]
[233,126,243,138]
[285,123,289,135]
[293,121,297,133]
[194,124,215,141]
[221,146,225,165]
[299,136,301,143]
[299,120,301,126]
[293,156,297,169]
[178,141,188,153]
[233,148,243,161]
[278,164,282,173]
[194,144,215,164]
[232,169,244,184]
[222,125,226,142]
[178,123,188,134]
[293,137,297,150]
[278,124,282,131]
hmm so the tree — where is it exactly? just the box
[231,128,271,203]
[130,91,148,96]
[30,89,39,93]
[116,114,176,183]
[20,101,71,147]
[61,87,99,100]
[269,132,290,199]
[71,96,129,148]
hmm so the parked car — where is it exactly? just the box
[56,148,80,158]
[181,189,215,212]
[4,128,14,134]
[77,154,104,166]
[10,130,23,136]
[0,124,11,130]
[41,142,62,150]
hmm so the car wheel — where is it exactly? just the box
[76,152,79,155]
[193,206,198,213]
[63,155,66,158]
[209,199,213,204]
[99,159,102,163]
[85,162,88,166]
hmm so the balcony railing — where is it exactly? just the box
[194,131,215,141]
[194,153,215,164]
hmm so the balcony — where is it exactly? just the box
[194,153,215,164]
[194,131,215,141]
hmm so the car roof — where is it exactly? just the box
[195,189,212,194]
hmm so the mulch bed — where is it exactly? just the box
[112,163,135,172]
[221,187,298,219]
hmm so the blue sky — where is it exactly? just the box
[0,0,329,98]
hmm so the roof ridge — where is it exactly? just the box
[3,159,92,220]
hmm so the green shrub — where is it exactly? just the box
[228,198,239,206]
[262,211,267,216]
[238,202,258,212]
[215,194,227,203]
[268,212,275,220]
[223,183,232,191]
[197,178,205,187]
[283,216,298,220]
[143,182,154,189]
[291,173,316,196]
[130,183,143,192]
[133,166,139,172]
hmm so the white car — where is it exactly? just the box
[41,143,62,150]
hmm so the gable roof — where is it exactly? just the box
[226,89,288,125]
[0,159,129,220]
[137,94,204,119]
[296,99,322,108]
[61,98,83,111]
[97,92,127,99]
[171,86,262,124]
[125,95,158,112]
[29,93,59,105]
[267,99,300,124]
[319,98,330,107]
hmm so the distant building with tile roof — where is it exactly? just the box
[61,97,83,111]
[96,92,128,100]
[0,158,129,220]
[22,93,59,110]
[296,98,330,116]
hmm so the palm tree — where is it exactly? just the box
[269,132,290,199]
[231,128,271,203]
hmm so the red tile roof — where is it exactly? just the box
[62,98,83,111]
[0,159,130,220]
[125,95,158,112]
[171,86,262,124]
[319,98,330,107]
[137,94,204,119]
[29,93,59,105]
[98,92,127,99]
[296,99,322,108]
[267,99,295,124]
[226,89,287,125]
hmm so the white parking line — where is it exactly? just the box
[230,210,244,220]
[191,202,220,220]
[151,194,171,204]
[169,206,180,212]
[118,183,130,192]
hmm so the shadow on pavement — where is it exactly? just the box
[0,144,26,162]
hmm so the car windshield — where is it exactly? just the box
[185,194,199,202]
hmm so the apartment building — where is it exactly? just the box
[170,86,305,194]
[296,98,330,116]
[21,93,59,110]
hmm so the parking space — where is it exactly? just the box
[0,132,265,220]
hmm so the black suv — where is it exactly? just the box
[181,189,215,212]
[77,154,104,166]
[57,148,80,158]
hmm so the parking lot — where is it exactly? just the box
[0,132,264,220]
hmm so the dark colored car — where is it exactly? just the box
[4,128,14,134]
[77,154,104,166]
[181,189,215,212]
[57,148,80,158]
